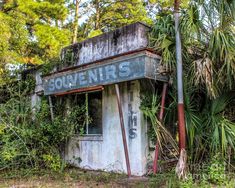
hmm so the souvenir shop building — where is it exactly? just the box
[39,22,168,176]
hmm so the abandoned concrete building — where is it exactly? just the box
[31,22,170,176]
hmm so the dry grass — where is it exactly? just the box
[0,168,234,188]
[0,168,148,188]
[0,179,115,188]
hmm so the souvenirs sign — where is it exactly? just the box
[43,53,166,95]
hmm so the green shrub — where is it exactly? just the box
[0,86,84,171]
[42,153,63,171]
[206,154,227,184]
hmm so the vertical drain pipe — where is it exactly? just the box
[153,82,168,174]
[115,84,131,177]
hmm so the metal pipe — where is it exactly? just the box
[115,84,131,177]
[174,0,186,150]
[159,83,168,120]
[153,82,168,174]
[153,142,159,174]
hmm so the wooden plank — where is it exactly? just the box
[115,84,131,177]
[54,86,104,96]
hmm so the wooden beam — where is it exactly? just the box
[115,84,131,177]
[54,86,104,96]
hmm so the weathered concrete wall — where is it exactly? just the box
[25,22,168,176]
[60,22,150,69]
[27,69,43,112]
[65,80,149,176]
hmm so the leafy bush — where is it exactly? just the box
[206,154,227,184]
[0,85,85,171]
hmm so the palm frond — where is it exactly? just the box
[140,95,179,155]
[202,92,235,157]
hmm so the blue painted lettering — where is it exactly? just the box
[119,62,131,77]
[88,69,98,83]
[55,78,63,90]
[79,72,87,85]
[105,65,117,80]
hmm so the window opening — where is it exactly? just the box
[73,91,102,135]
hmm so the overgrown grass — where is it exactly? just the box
[0,167,126,188]
[0,168,234,188]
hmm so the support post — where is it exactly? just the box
[174,0,186,152]
[159,83,168,120]
[174,0,187,180]
[153,82,168,174]
[48,96,54,121]
[115,84,131,177]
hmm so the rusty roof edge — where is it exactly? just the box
[43,48,160,78]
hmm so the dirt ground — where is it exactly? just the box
[1,168,234,188]
[0,179,149,188]
[0,169,152,188]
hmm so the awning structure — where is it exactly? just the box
[43,50,167,95]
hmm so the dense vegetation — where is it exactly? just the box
[0,0,234,186]
[149,0,235,162]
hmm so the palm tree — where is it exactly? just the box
[151,0,235,96]
[150,0,235,179]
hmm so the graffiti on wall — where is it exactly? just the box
[128,109,137,139]
[128,82,138,139]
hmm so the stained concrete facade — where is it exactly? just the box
[59,22,150,69]
[37,22,168,176]
[65,80,149,176]
[22,68,43,112]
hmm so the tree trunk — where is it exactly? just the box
[72,0,79,44]
[174,0,187,180]
[95,0,101,30]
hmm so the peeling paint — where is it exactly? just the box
[65,81,149,176]
[60,23,150,68]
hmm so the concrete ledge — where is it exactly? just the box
[75,135,103,141]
